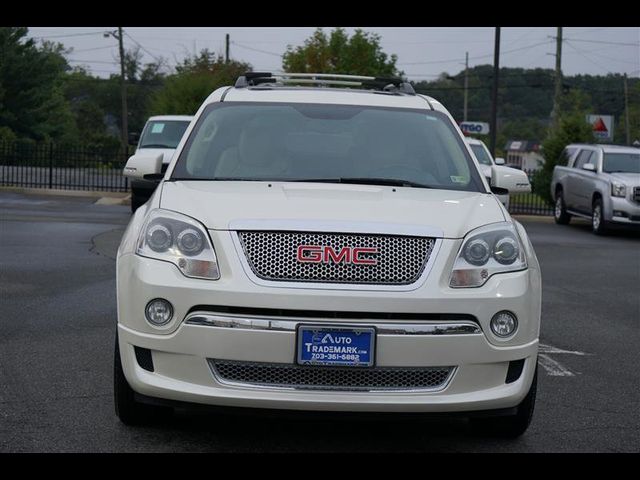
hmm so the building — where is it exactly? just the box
[504,140,544,171]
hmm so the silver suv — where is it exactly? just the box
[551,144,640,234]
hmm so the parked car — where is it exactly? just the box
[118,72,539,437]
[465,137,525,209]
[551,143,640,234]
[129,115,194,212]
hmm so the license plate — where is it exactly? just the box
[296,325,375,367]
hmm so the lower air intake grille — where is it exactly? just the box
[210,360,454,392]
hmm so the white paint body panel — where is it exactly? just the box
[116,85,542,413]
[160,180,506,239]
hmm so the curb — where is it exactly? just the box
[0,186,130,199]
[94,196,131,206]
[512,214,590,224]
[511,215,554,223]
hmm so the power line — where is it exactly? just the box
[71,45,117,53]
[564,41,615,73]
[564,41,640,66]
[68,59,120,65]
[564,38,640,47]
[231,41,283,57]
[123,31,164,65]
[398,39,553,66]
[30,31,106,39]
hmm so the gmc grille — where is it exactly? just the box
[237,231,435,285]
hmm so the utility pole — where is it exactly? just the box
[489,27,501,157]
[463,51,469,122]
[550,27,563,131]
[225,34,230,63]
[624,73,630,145]
[118,27,128,152]
[105,28,128,151]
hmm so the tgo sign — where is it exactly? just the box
[460,121,490,135]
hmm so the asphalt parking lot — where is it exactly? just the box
[1,190,638,452]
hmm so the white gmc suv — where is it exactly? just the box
[117,73,541,437]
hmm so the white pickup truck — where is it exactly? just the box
[551,143,640,234]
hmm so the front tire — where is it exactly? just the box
[554,191,571,225]
[114,333,172,425]
[591,198,608,235]
[471,365,538,438]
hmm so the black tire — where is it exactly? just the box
[130,192,145,213]
[591,198,608,235]
[114,333,172,425]
[554,190,571,225]
[471,365,538,438]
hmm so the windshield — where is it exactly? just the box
[171,102,484,192]
[138,120,190,149]
[469,143,493,166]
[602,152,640,174]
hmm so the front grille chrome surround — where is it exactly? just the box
[209,359,455,392]
[237,231,435,285]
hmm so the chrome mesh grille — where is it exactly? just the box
[210,360,454,392]
[237,231,435,285]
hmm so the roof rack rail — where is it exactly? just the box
[234,72,416,95]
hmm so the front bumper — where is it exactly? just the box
[116,229,541,413]
[118,322,538,413]
[608,196,640,224]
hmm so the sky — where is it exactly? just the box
[26,27,640,80]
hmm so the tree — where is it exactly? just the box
[0,27,76,141]
[282,28,399,77]
[534,90,594,204]
[148,51,249,116]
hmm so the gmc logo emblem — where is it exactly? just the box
[297,245,379,265]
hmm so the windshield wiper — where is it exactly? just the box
[139,144,174,149]
[168,177,435,188]
[289,177,434,189]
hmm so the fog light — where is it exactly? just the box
[490,311,518,337]
[145,298,173,326]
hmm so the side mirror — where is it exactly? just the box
[494,157,506,165]
[582,163,596,172]
[123,153,163,180]
[490,165,531,194]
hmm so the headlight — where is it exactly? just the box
[449,222,527,288]
[611,182,626,197]
[136,209,220,280]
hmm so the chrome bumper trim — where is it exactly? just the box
[184,312,482,335]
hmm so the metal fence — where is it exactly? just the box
[0,142,554,216]
[0,142,131,192]
[508,169,554,216]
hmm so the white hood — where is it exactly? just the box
[160,181,505,239]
